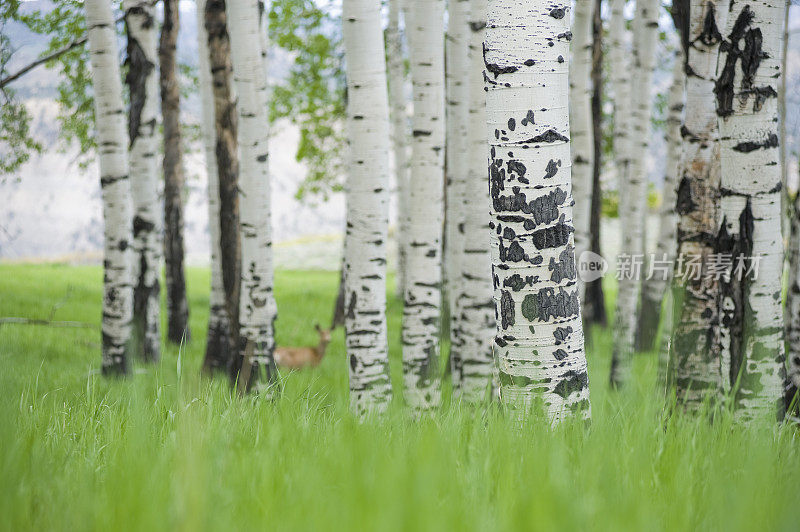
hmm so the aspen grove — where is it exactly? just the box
[4,0,800,524]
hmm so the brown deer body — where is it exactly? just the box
[274,324,331,369]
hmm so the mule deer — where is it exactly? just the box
[274,324,331,369]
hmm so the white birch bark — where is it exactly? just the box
[715,0,786,420]
[387,0,410,299]
[450,0,495,401]
[639,52,686,352]
[226,0,278,392]
[124,0,161,362]
[668,0,729,407]
[197,0,231,372]
[342,0,394,417]
[569,0,594,300]
[445,0,472,387]
[402,0,446,412]
[651,52,685,374]
[610,0,659,385]
[485,0,590,422]
[86,0,134,375]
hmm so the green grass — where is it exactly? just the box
[1,264,799,531]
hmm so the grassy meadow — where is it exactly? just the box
[1,264,799,530]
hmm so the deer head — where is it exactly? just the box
[314,323,331,360]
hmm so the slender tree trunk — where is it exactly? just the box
[226,0,278,393]
[668,0,729,408]
[610,0,659,386]
[485,0,590,421]
[645,52,685,371]
[160,0,189,346]
[715,0,786,421]
[387,0,409,300]
[86,0,134,375]
[197,0,231,373]
[449,0,494,401]
[585,0,607,327]
[124,0,161,362]
[637,39,686,354]
[444,0,471,390]
[341,0,394,416]
[570,0,594,302]
[402,0,446,412]
[204,0,241,366]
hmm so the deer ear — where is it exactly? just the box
[315,323,321,332]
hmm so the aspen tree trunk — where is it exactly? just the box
[387,0,409,300]
[160,0,190,345]
[644,53,685,365]
[611,0,660,386]
[668,0,729,407]
[450,0,494,401]
[402,0,446,412]
[485,0,590,422]
[124,0,161,362]
[585,0,607,326]
[715,0,786,421]
[779,0,789,243]
[197,0,231,373]
[204,0,241,364]
[444,0,471,384]
[637,48,686,353]
[226,0,278,393]
[86,0,134,375]
[342,0,394,416]
[569,0,594,301]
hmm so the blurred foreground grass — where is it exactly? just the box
[0,264,798,531]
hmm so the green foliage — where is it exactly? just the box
[268,0,346,202]
[1,265,800,530]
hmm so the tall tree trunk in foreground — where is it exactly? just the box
[485,0,590,422]
[124,0,161,362]
[569,0,594,301]
[160,0,190,345]
[644,52,685,368]
[715,0,786,421]
[342,0,394,416]
[197,0,231,372]
[450,0,494,401]
[444,0,471,385]
[205,0,241,365]
[608,0,638,386]
[226,0,278,393]
[387,0,409,300]
[402,0,446,412]
[86,0,134,375]
[585,0,607,327]
[668,0,729,407]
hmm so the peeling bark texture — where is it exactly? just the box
[124,0,161,362]
[610,0,659,386]
[444,0,471,393]
[448,0,495,402]
[226,0,278,394]
[569,0,594,302]
[585,0,607,326]
[402,0,446,413]
[342,0,394,416]
[637,50,686,353]
[668,0,729,408]
[197,0,232,373]
[715,0,786,422]
[205,0,241,365]
[484,0,590,422]
[445,0,471,350]
[387,0,410,300]
[86,0,134,375]
[160,0,189,346]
